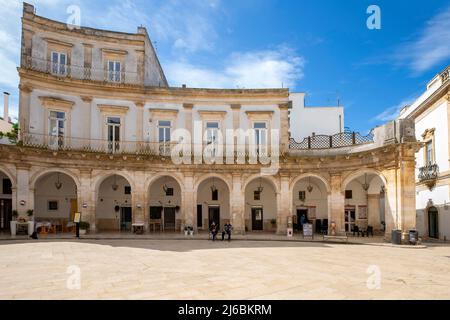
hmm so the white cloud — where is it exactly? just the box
[165,46,305,89]
[395,5,450,74]
[372,97,416,122]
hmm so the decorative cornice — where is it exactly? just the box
[19,84,33,94]
[198,110,227,119]
[278,103,290,110]
[245,110,274,119]
[39,96,75,110]
[149,108,179,117]
[230,104,241,110]
[44,38,74,48]
[135,101,145,108]
[81,96,93,103]
[183,103,194,110]
[101,48,128,56]
[421,128,435,140]
[97,104,129,114]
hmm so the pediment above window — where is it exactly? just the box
[39,96,74,111]
[97,104,130,114]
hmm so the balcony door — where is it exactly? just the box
[48,111,66,149]
[254,122,268,156]
[108,61,121,82]
[51,52,67,76]
[107,117,121,153]
[158,120,171,156]
[206,122,220,159]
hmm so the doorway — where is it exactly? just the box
[428,207,439,239]
[0,199,12,231]
[120,207,132,232]
[208,206,220,230]
[345,208,356,232]
[164,207,176,231]
[296,209,308,231]
[251,207,264,231]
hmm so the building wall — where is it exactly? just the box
[290,93,344,141]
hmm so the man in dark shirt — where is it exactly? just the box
[222,223,232,241]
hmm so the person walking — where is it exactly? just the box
[222,222,232,242]
[210,221,218,241]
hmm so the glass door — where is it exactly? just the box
[345,209,356,232]
[49,111,65,149]
[206,122,219,159]
[254,122,268,156]
[251,207,264,231]
[158,120,171,156]
[107,117,121,153]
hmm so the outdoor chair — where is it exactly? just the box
[366,226,374,237]
[352,226,360,237]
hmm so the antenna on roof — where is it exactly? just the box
[153,41,158,51]
[336,90,340,106]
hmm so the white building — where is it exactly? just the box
[289,92,344,141]
[399,66,450,240]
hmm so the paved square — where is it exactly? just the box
[0,240,449,300]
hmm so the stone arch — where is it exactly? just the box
[290,173,331,193]
[242,174,280,194]
[194,173,232,193]
[30,167,81,190]
[0,165,16,187]
[145,172,185,193]
[93,171,136,194]
[341,168,387,192]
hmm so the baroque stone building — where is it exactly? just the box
[0,3,419,239]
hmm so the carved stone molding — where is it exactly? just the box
[39,96,74,110]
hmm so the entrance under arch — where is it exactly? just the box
[428,206,439,239]
[34,172,78,232]
[0,171,13,232]
[292,176,329,234]
[148,176,182,232]
[96,175,132,232]
[244,177,277,232]
[197,177,230,231]
[343,173,385,234]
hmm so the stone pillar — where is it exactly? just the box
[383,146,417,239]
[329,173,345,234]
[279,103,290,154]
[79,169,96,232]
[81,96,93,141]
[231,173,245,234]
[132,170,146,230]
[367,193,382,230]
[277,174,290,234]
[135,102,145,151]
[182,173,195,232]
[183,104,194,159]
[16,164,31,218]
[18,85,32,138]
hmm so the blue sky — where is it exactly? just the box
[1,0,449,133]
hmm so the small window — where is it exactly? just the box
[299,191,306,201]
[165,188,174,196]
[2,179,12,195]
[254,122,267,129]
[124,186,131,195]
[254,191,261,201]
[48,201,58,211]
[425,141,433,165]
[212,189,219,201]
[345,190,353,199]
[150,207,162,220]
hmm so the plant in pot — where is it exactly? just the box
[12,210,18,221]
[79,221,90,235]
[270,219,277,230]
[27,209,34,220]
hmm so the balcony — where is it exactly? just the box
[21,55,143,86]
[418,163,439,190]
[289,131,374,150]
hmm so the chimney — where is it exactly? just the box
[23,3,35,14]
[3,92,10,122]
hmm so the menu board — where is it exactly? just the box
[303,223,313,238]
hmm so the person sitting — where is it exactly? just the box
[210,222,218,241]
[222,223,233,242]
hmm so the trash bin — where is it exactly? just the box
[391,230,402,245]
[409,230,418,245]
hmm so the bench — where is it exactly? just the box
[323,235,348,243]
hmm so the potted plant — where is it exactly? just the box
[12,210,18,221]
[79,221,90,235]
[188,226,194,236]
[27,209,34,219]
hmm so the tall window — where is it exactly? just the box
[254,122,268,155]
[107,117,121,153]
[108,61,121,82]
[425,141,433,165]
[51,52,67,75]
[158,120,171,155]
[206,122,220,158]
[49,111,65,148]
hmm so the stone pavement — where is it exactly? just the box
[0,239,449,300]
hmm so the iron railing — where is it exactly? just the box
[22,55,143,86]
[441,66,450,82]
[16,133,279,160]
[418,163,439,183]
[289,131,374,150]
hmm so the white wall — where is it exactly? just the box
[290,93,344,141]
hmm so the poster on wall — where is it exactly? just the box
[358,206,368,219]
[303,223,313,238]
[308,207,316,219]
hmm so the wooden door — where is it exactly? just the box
[252,208,264,231]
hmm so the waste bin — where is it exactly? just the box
[391,230,402,245]
[409,230,419,245]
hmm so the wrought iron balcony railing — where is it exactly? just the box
[441,66,450,82]
[13,133,279,161]
[289,131,374,150]
[418,163,439,183]
[22,55,143,86]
